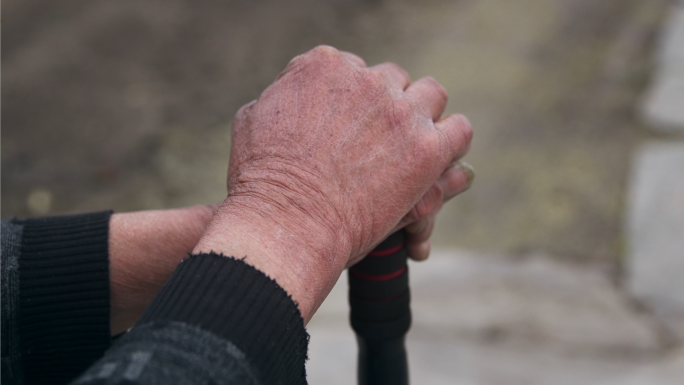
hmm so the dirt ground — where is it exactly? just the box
[1,0,671,265]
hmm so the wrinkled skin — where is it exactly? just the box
[227,46,471,265]
[108,47,473,333]
[195,46,473,322]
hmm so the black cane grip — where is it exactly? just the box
[349,230,410,385]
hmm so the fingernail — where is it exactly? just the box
[453,161,475,191]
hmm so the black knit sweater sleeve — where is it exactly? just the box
[2,212,310,385]
[1,211,114,385]
[71,254,310,385]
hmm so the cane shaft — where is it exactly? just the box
[348,231,410,385]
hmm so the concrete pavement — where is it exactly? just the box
[306,250,672,384]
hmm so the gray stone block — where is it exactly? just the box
[641,3,684,132]
[658,2,684,64]
[642,76,684,132]
[626,142,684,326]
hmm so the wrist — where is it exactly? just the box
[193,195,351,322]
[109,205,216,334]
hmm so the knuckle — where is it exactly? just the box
[424,76,448,100]
[341,51,366,65]
[309,45,342,62]
[454,114,473,144]
[382,62,405,74]
[235,100,256,122]
[437,129,455,164]
[436,114,473,163]
[287,53,306,66]
[363,70,385,90]
[386,99,413,126]
[285,46,343,74]
[389,63,410,82]
[463,123,474,146]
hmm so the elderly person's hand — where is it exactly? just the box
[194,46,473,322]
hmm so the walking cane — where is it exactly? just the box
[348,230,410,385]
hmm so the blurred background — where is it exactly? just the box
[3,0,684,383]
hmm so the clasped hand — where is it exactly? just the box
[110,46,473,333]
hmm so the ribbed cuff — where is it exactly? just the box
[18,211,113,385]
[138,253,309,385]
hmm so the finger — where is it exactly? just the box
[434,113,473,166]
[399,163,473,235]
[408,239,431,262]
[412,182,444,219]
[438,161,475,201]
[341,51,367,67]
[405,216,429,236]
[405,76,448,121]
[392,182,443,233]
[369,62,411,90]
[405,213,435,262]
[406,215,435,245]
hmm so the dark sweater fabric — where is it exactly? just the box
[2,211,113,385]
[2,217,26,384]
[74,254,309,385]
[1,214,309,385]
